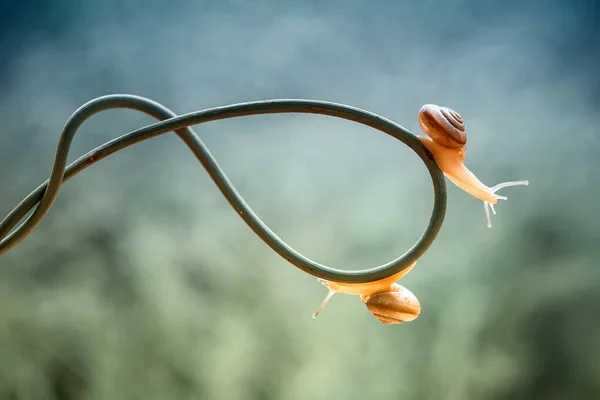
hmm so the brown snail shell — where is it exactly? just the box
[361,283,421,325]
[418,104,467,149]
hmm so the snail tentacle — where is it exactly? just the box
[312,287,335,319]
[482,179,529,228]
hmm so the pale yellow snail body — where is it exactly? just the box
[312,262,421,325]
[417,104,529,228]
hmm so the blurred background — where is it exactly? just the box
[1,0,599,399]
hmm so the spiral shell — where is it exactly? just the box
[418,104,467,149]
[362,284,421,325]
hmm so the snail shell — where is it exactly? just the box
[361,283,421,325]
[418,104,467,149]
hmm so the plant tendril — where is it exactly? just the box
[0,94,447,284]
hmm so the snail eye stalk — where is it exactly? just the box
[483,180,529,228]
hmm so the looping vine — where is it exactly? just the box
[0,94,447,284]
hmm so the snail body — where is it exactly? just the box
[312,262,421,325]
[417,104,529,228]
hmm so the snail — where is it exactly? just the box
[312,262,421,325]
[417,104,529,228]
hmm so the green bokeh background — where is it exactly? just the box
[1,1,599,399]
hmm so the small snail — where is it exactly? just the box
[312,262,421,325]
[417,104,529,228]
